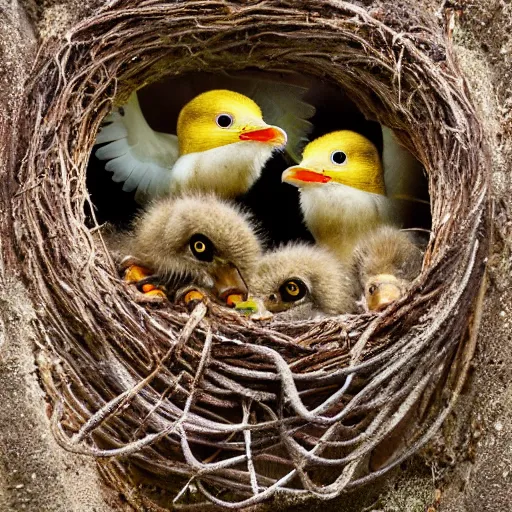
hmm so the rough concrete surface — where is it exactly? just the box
[0,0,511,511]
[0,281,117,511]
[0,1,119,511]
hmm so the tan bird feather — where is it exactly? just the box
[250,243,357,320]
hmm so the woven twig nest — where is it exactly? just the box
[14,1,490,509]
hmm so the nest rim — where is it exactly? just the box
[12,1,490,509]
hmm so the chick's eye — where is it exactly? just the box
[331,150,347,165]
[189,234,214,262]
[194,241,206,253]
[216,114,234,129]
[279,279,307,303]
[286,282,300,295]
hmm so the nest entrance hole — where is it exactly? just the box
[86,69,431,246]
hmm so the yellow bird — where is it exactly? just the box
[95,86,314,203]
[282,130,407,262]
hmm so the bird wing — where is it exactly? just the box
[95,92,179,203]
[381,126,429,224]
[382,126,428,202]
[232,78,316,163]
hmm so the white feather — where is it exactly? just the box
[95,138,129,160]
[230,78,315,162]
[122,166,145,193]
[382,125,425,201]
[105,154,136,183]
[381,125,429,222]
[299,183,395,261]
[95,121,128,143]
[95,92,179,200]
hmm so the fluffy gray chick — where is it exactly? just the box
[250,243,357,320]
[353,225,423,311]
[120,194,263,303]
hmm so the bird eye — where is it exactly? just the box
[331,150,347,165]
[368,284,377,295]
[279,278,308,303]
[216,114,234,129]
[189,234,214,262]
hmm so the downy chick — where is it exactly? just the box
[353,225,423,311]
[119,195,262,305]
[282,130,393,263]
[282,130,427,264]
[95,89,290,203]
[248,244,357,320]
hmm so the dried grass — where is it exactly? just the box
[13,0,489,509]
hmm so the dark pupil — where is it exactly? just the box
[280,279,307,302]
[332,151,347,164]
[190,234,214,262]
[217,115,232,128]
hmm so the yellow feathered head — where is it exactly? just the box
[282,130,385,196]
[177,90,287,155]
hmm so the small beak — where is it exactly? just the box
[210,260,248,306]
[239,126,287,147]
[281,167,332,187]
[365,274,403,312]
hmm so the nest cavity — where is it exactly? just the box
[13,1,490,509]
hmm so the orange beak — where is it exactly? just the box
[365,274,403,312]
[282,167,332,186]
[239,126,287,147]
[210,261,249,306]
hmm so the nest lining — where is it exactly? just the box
[13,1,490,509]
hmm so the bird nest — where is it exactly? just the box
[13,1,490,509]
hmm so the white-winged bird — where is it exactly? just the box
[282,130,426,262]
[95,86,315,203]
